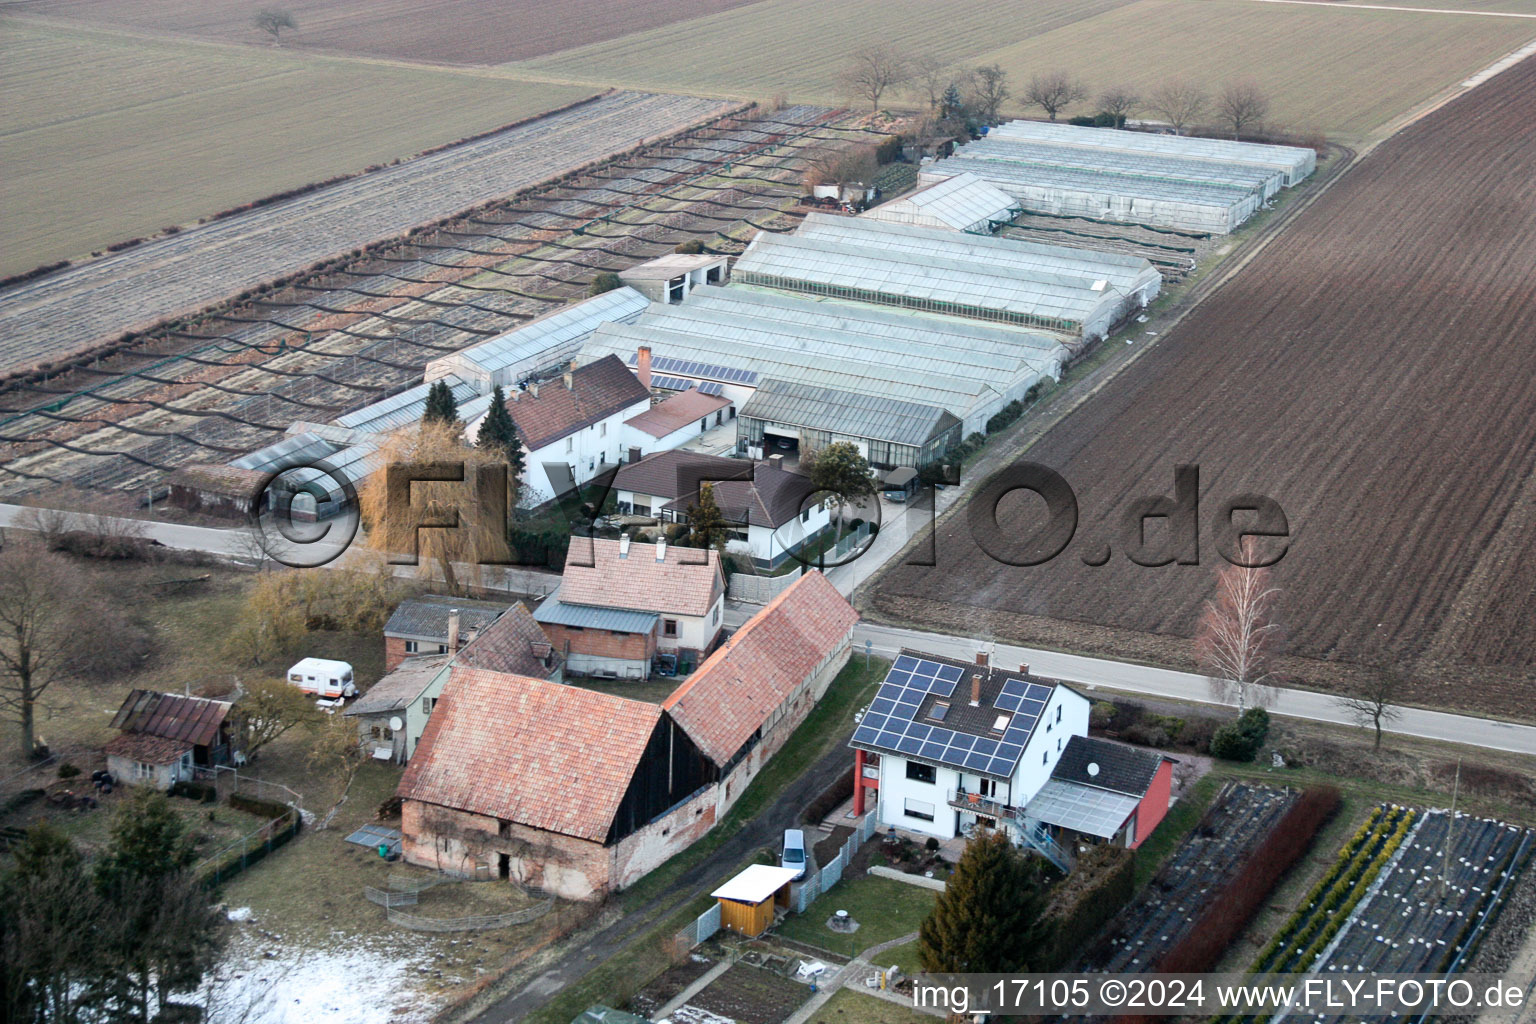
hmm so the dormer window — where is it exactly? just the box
[991,714,1010,733]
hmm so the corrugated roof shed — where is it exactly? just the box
[740,378,959,450]
[988,120,1316,182]
[345,655,452,717]
[664,571,856,766]
[104,732,192,766]
[399,667,660,843]
[334,376,481,434]
[957,136,1280,195]
[533,594,660,634]
[110,690,231,747]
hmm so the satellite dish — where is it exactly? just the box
[389,716,404,732]
[1087,762,1100,777]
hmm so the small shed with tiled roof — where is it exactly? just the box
[105,690,233,789]
[622,387,733,449]
[398,666,716,900]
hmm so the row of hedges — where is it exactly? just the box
[1150,786,1341,977]
[1040,844,1136,969]
[0,259,70,291]
[228,791,292,821]
[169,780,218,804]
[1092,699,1222,755]
[801,769,855,825]
[203,808,301,888]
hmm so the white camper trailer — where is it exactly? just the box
[287,658,357,699]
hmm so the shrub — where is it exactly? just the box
[925,837,940,852]
[57,763,81,780]
[587,271,622,296]
[228,792,292,822]
[1068,114,1097,126]
[1211,708,1271,762]
[1089,701,1117,729]
[1123,721,1169,747]
[1041,845,1135,969]
[1180,716,1218,754]
[170,780,218,804]
[1094,112,1127,128]
[875,135,903,165]
[802,770,855,824]
[673,239,705,254]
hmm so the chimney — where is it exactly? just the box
[447,609,461,654]
[529,381,539,399]
[975,650,989,667]
[637,345,652,392]
[628,446,642,464]
[530,640,552,665]
[1020,663,1029,676]
[564,368,574,390]
[619,533,631,559]
[969,673,982,707]
[656,536,667,562]
[768,453,784,470]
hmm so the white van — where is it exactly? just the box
[287,658,357,699]
[781,828,807,881]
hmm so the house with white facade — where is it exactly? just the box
[622,387,735,456]
[466,354,650,507]
[612,450,832,570]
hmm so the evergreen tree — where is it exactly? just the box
[474,385,525,506]
[686,482,730,550]
[941,82,966,120]
[918,829,1053,973]
[423,380,459,426]
[1,824,100,1024]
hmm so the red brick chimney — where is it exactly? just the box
[975,650,989,667]
[637,345,652,392]
[969,672,982,707]
[1020,664,1029,676]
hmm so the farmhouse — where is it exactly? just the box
[465,354,651,507]
[105,690,233,789]
[344,655,452,765]
[730,213,1159,340]
[398,570,856,900]
[383,595,509,672]
[613,449,831,569]
[859,171,1022,234]
[533,536,725,679]
[924,121,1317,234]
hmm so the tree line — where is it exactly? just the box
[838,46,1274,140]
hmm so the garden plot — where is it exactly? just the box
[1083,782,1297,972]
[1288,812,1533,1019]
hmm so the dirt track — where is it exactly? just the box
[870,55,1536,718]
[0,91,731,373]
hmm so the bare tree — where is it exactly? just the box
[908,54,952,113]
[1195,541,1283,713]
[253,7,297,44]
[16,504,71,549]
[0,549,148,756]
[801,144,879,190]
[1334,668,1406,750]
[232,676,321,757]
[836,45,911,115]
[1215,78,1270,140]
[1097,85,1141,124]
[969,64,1010,124]
[308,713,364,830]
[1147,77,1208,136]
[1025,70,1088,121]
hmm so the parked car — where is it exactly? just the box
[781,828,807,880]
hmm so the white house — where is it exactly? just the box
[622,387,735,456]
[466,354,650,507]
[850,649,1091,871]
[612,450,832,570]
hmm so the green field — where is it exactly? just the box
[517,0,1535,139]
[0,18,595,275]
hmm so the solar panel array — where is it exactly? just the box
[630,351,759,385]
[649,374,697,392]
[852,654,1053,778]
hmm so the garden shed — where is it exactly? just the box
[710,864,800,937]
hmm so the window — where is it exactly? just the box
[663,619,679,638]
[1056,705,1062,723]
[422,697,437,715]
[436,644,448,654]
[905,761,936,784]
[383,726,394,740]
[800,508,810,523]
[370,726,382,739]
[904,798,936,822]
[565,437,573,453]
[136,762,154,780]
[992,714,1010,733]
[928,703,949,722]
[600,422,607,437]
[1057,738,1062,752]
[712,606,720,626]
[1043,751,1048,765]
[404,641,419,653]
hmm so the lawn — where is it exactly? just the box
[1132,772,1220,888]
[0,18,594,275]
[773,873,937,957]
[515,0,1533,140]
[810,989,938,1024]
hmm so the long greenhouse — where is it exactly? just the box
[956,136,1285,198]
[731,213,1160,341]
[987,120,1317,185]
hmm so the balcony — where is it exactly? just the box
[947,789,1016,820]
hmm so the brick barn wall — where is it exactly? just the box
[543,623,655,666]
[612,784,720,891]
[384,636,410,673]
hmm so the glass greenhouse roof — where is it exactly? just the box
[334,375,480,433]
[931,156,1257,208]
[448,286,648,377]
[959,137,1279,193]
[989,120,1316,176]
[740,378,959,448]
[864,172,1021,231]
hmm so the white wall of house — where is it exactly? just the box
[878,759,962,839]
[108,750,192,791]
[1014,685,1092,802]
[750,501,831,568]
[659,595,724,655]
[622,404,735,458]
[468,397,649,507]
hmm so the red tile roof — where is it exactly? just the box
[506,355,649,450]
[664,571,856,765]
[104,732,191,766]
[109,690,231,747]
[455,602,562,679]
[560,537,724,617]
[399,667,661,843]
[623,389,732,439]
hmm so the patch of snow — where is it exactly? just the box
[205,935,441,1024]
[670,1007,737,1024]
[226,907,254,922]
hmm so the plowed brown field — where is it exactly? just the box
[870,57,1536,719]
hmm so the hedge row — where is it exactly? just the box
[1041,845,1135,969]
[169,780,218,804]
[801,769,856,825]
[228,791,292,821]
[203,810,301,888]
[1152,787,1341,975]
[0,260,70,291]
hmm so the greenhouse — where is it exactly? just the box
[956,136,1284,198]
[732,214,1159,340]
[859,171,1022,234]
[738,379,962,470]
[987,120,1317,185]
